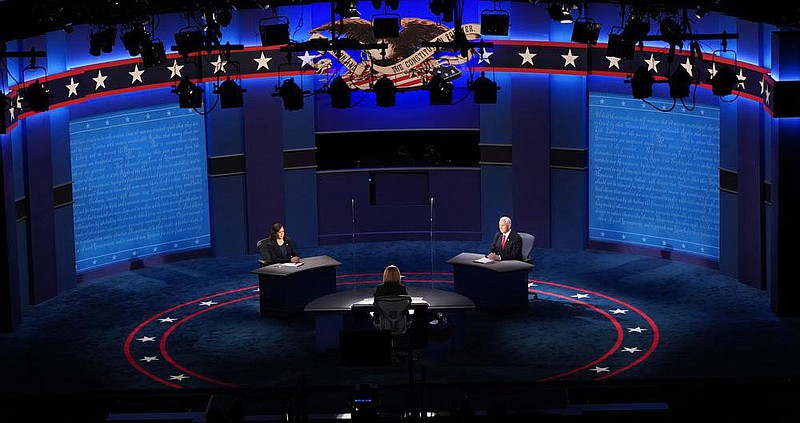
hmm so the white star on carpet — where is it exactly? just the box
[561,49,578,68]
[571,293,590,299]
[253,52,272,70]
[622,347,641,353]
[297,51,321,68]
[128,64,145,84]
[137,336,156,342]
[158,317,177,323]
[199,301,218,307]
[609,308,628,314]
[169,374,189,381]
[645,54,660,73]
[518,47,536,66]
[168,60,184,79]
[606,56,621,69]
[627,327,648,333]
[66,77,80,97]
[589,366,610,373]
[140,356,159,362]
[211,55,228,74]
[92,70,108,90]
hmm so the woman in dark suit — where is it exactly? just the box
[374,264,408,298]
[259,222,300,265]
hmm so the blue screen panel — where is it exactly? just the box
[69,104,210,272]
[588,93,720,259]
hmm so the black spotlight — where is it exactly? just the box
[89,26,117,56]
[548,3,573,23]
[140,39,167,68]
[374,75,396,107]
[372,16,400,39]
[427,74,452,105]
[172,78,203,108]
[669,67,693,98]
[25,80,52,112]
[606,32,635,60]
[335,0,360,17]
[659,17,683,48]
[122,27,148,56]
[480,10,509,36]
[630,66,654,99]
[710,65,736,96]
[273,78,305,111]
[471,71,499,104]
[259,18,290,46]
[571,20,601,45]
[174,30,205,56]
[328,76,352,109]
[214,78,246,108]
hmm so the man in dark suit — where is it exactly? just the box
[488,216,523,261]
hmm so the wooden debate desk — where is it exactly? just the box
[447,252,534,312]
[251,255,342,317]
[304,286,475,351]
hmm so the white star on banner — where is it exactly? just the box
[140,356,159,362]
[645,54,660,73]
[606,56,621,69]
[16,95,23,109]
[478,49,493,65]
[627,327,648,333]
[561,49,578,68]
[571,293,590,299]
[590,366,610,373]
[297,51,320,68]
[199,301,218,307]
[168,60,184,79]
[211,55,228,74]
[129,64,145,84]
[680,57,694,76]
[622,347,642,353]
[8,105,15,120]
[137,336,156,342]
[169,374,189,381]
[518,47,536,66]
[66,77,80,97]
[737,68,747,89]
[253,52,272,70]
[609,308,628,314]
[158,317,177,323]
[92,70,108,90]
[759,77,765,95]
[764,85,771,105]
[708,62,718,79]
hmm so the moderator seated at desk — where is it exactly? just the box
[304,286,474,351]
[447,252,534,312]
[251,255,341,317]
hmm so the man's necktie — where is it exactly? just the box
[501,235,506,250]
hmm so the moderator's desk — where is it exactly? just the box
[251,255,341,317]
[447,252,534,312]
[304,286,475,351]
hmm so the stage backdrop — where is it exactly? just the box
[69,104,210,272]
[588,92,720,260]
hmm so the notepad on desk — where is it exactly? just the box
[281,262,304,267]
[474,256,492,264]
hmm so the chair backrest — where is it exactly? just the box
[518,232,535,263]
[256,238,269,266]
[373,295,413,335]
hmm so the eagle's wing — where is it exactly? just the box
[308,17,377,45]
[394,18,454,59]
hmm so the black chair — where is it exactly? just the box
[372,295,413,346]
[256,238,269,267]
[518,232,536,264]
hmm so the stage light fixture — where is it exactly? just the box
[548,3,573,24]
[630,66,654,99]
[372,16,400,38]
[605,32,635,59]
[214,78,246,108]
[174,29,205,56]
[335,0,360,18]
[260,20,290,46]
[480,10,509,36]
[217,9,233,27]
[571,20,601,45]
[25,80,52,112]
[172,78,203,109]
[659,17,683,47]
[273,78,305,111]
[328,76,352,109]
[471,71,499,104]
[89,26,117,56]
[140,39,167,68]
[427,74,453,105]
[710,64,736,96]
[622,15,650,44]
[122,26,148,56]
[374,75,397,107]
[429,0,455,22]
[669,67,693,98]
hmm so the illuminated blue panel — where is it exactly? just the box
[588,92,720,259]
[69,104,210,272]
